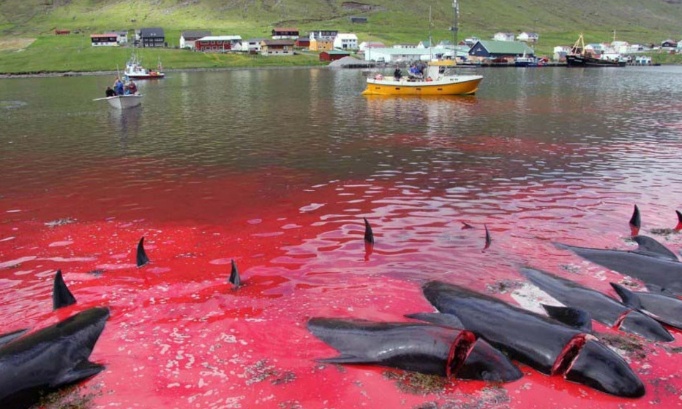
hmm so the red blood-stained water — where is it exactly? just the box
[3,67,682,408]
[2,156,682,409]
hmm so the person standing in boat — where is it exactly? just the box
[113,77,124,95]
[394,67,402,80]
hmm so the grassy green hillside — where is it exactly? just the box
[1,0,682,73]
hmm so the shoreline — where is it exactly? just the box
[0,65,328,79]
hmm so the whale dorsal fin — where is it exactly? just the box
[229,259,241,288]
[632,235,678,261]
[609,283,642,309]
[53,270,77,310]
[542,304,592,332]
[136,237,150,267]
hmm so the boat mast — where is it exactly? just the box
[429,5,433,61]
[452,0,459,48]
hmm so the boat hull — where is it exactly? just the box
[125,72,165,80]
[362,75,483,96]
[106,95,143,109]
[566,55,626,67]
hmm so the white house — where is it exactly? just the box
[516,32,539,43]
[363,47,456,63]
[244,38,267,53]
[358,41,385,51]
[493,32,515,42]
[610,40,630,54]
[463,37,480,47]
[393,43,417,49]
[333,33,358,50]
[112,31,128,45]
[553,45,571,61]
[309,30,338,41]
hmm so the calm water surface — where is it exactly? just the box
[1,66,682,408]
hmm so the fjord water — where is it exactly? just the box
[1,66,682,408]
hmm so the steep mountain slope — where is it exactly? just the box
[1,0,680,45]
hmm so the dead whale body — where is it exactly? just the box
[611,282,682,330]
[0,307,110,409]
[520,267,673,342]
[418,281,645,398]
[556,235,682,296]
[307,317,523,382]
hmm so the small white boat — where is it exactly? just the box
[94,94,143,109]
[124,53,165,80]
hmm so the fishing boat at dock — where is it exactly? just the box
[362,60,483,96]
[566,34,626,67]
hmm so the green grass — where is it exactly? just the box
[1,0,682,73]
[0,34,325,74]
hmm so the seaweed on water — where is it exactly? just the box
[597,333,647,360]
[383,370,449,395]
[36,383,102,409]
[244,359,296,386]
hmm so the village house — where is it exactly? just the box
[260,39,295,56]
[138,27,165,47]
[463,37,480,47]
[310,38,334,52]
[271,28,299,40]
[113,31,128,45]
[492,32,515,42]
[516,32,539,43]
[309,30,338,41]
[90,33,119,47]
[393,43,417,49]
[180,30,212,49]
[553,45,571,61]
[319,50,351,62]
[333,33,358,50]
[244,38,267,53]
[661,39,678,49]
[468,40,535,63]
[362,46,455,63]
[309,30,338,51]
[295,37,310,48]
[195,36,243,52]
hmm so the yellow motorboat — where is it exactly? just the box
[362,60,483,96]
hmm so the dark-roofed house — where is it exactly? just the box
[139,27,165,48]
[260,39,295,56]
[271,28,299,40]
[468,40,534,63]
[181,30,212,49]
